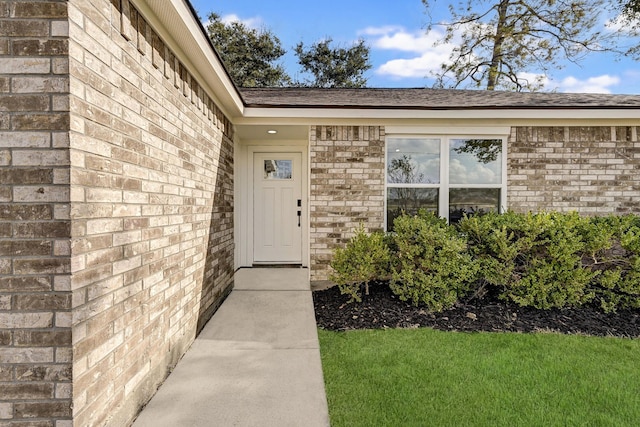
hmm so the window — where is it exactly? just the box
[263,159,292,180]
[386,135,506,229]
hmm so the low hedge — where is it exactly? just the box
[329,211,640,313]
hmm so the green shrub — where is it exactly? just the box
[329,210,640,314]
[389,212,479,312]
[590,216,640,312]
[459,211,596,310]
[575,215,617,262]
[329,224,390,302]
[458,211,522,290]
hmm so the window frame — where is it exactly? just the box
[385,133,508,229]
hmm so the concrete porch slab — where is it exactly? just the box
[233,267,310,291]
[132,268,329,427]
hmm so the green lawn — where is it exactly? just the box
[318,328,640,427]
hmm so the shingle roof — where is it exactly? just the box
[239,87,640,110]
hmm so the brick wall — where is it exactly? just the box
[508,126,640,214]
[310,125,640,282]
[2,0,234,425]
[309,126,385,282]
[1,1,73,426]
[67,1,234,426]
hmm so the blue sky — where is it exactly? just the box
[190,0,640,93]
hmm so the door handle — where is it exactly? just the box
[297,210,301,227]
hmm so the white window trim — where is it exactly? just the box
[385,133,509,228]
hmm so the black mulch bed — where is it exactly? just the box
[313,283,640,338]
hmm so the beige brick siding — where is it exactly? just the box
[508,126,640,214]
[3,2,640,424]
[310,125,640,282]
[2,0,235,425]
[0,1,73,425]
[309,126,385,282]
[67,1,234,426]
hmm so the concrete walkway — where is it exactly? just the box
[133,268,330,427]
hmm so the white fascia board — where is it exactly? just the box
[238,107,640,125]
[134,0,244,118]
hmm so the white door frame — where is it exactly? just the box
[240,144,309,267]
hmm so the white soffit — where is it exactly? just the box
[134,0,244,118]
[235,125,309,141]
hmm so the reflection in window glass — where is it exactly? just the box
[387,138,440,184]
[449,188,501,223]
[264,160,292,180]
[387,188,438,230]
[449,139,502,185]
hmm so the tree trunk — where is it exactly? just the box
[486,0,511,90]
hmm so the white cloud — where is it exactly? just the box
[605,15,626,32]
[361,26,456,79]
[363,25,625,92]
[556,75,621,93]
[368,28,444,53]
[377,54,446,78]
[517,72,622,93]
[359,26,406,37]
[220,14,263,29]
[508,72,620,93]
[449,158,499,184]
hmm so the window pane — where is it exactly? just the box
[449,139,502,184]
[449,188,500,223]
[387,188,438,229]
[264,160,292,180]
[387,138,440,184]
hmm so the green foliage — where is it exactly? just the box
[206,14,372,88]
[590,216,640,312]
[329,225,390,302]
[458,211,522,288]
[460,212,596,309]
[389,212,479,312]
[294,38,372,88]
[330,211,640,314]
[574,214,616,261]
[206,13,290,87]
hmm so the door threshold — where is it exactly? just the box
[252,263,304,268]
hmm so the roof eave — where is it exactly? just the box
[240,106,640,119]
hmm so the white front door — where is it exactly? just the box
[253,152,303,263]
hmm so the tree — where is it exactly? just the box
[424,0,617,91]
[294,38,372,88]
[387,155,435,228]
[205,13,290,87]
[621,0,640,15]
[454,139,502,164]
[616,0,640,57]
